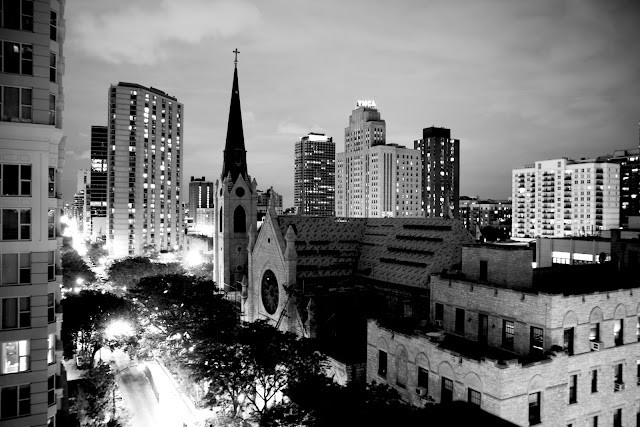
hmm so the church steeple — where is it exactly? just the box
[221,51,248,182]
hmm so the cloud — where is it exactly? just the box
[65,149,91,160]
[276,120,310,136]
[67,0,260,65]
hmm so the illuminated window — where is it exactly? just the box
[47,334,55,364]
[613,319,623,346]
[0,340,29,373]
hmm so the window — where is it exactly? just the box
[1,208,30,240]
[568,374,577,404]
[478,313,488,345]
[614,319,623,346]
[1,41,32,75]
[233,205,246,233]
[47,375,55,406]
[591,369,597,393]
[468,388,481,406]
[1,0,34,31]
[49,51,56,82]
[612,409,623,427]
[0,86,31,123]
[528,392,541,425]
[48,167,55,197]
[47,293,54,323]
[434,303,443,321]
[47,333,55,364]
[1,253,30,285]
[530,327,543,355]
[417,367,428,393]
[1,297,30,329]
[563,327,574,355]
[479,260,487,281]
[591,416,598,427]
[455,308,465,335]
[50,10,57,41]
[48,416,55,427]
[377,350,387,377]
[637,316,639,341]
[503,320,514,350]
[1,164,31,195]
[0,340,29,373]
[49,94,55,125]
[0,384,30,419]
[614,363,623,388]
[48,251,55,281]
[441,377,453,403]
[590,322,600,343]
[47,210,55,240]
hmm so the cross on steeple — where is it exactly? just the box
[233,48,240,67]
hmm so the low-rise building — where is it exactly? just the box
[367,243,640,427]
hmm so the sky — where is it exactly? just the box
[61,0,640,207]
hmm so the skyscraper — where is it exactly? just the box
[598,149,639,228]
[106,83,184,258]
[414,127,460,219]
[335,101,422,218]
[512,158,619,238]
[188,176,214,230]
[0,0,66,424]
[90,125,108,240]
[294,132,335,216]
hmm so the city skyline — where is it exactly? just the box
[60,0,640,207]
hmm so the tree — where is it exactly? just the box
[61,290,138,366]
[189,320,326,423]
[106,257,184,290]
[87,242,108,266]
[61,248,96,290]
[71,361,119,427]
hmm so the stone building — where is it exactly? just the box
[367,243,640,427]
[242,209,475,383]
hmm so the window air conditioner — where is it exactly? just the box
[416,387,427,397]
[614,382,625,392]
[590,341,602,351]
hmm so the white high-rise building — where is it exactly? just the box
[335,101,422,218]
[512,158,619,239]
[107,83,184,258]
[0,0,67,424]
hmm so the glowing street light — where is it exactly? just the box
[105,320,134,339]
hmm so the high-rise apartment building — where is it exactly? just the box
[294,132,335,216]
[414,127,460,219]
[89,125,108,240]
[598,149,639,228]
[188,176,213,225]
[0,0,67,425]
[73,169,90,238]
[512,158,620,239]
[336,101,422,218]
[107,83,184,258]
[459,196,512,239]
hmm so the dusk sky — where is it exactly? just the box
[61,0,640,207]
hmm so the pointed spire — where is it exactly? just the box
[221,55,248,183]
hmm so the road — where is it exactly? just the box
[109,349,208,427]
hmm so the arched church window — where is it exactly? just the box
[234,206,246,233]
[261,269,279,315]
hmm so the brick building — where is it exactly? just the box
[367,244,640,427]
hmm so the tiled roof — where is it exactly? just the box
[275,216,475,287]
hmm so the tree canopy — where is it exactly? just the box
[61,248,96,290]
[61,290,138,365]
[106,257,184,290]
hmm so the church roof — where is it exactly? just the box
[275,216,475,288]
[221,66,248,182]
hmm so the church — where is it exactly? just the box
[213,56,475,382]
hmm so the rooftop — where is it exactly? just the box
[116,82,178,101]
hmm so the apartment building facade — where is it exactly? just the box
[106,82,184,258]
[512,158,620,239]
[0,0,67,424]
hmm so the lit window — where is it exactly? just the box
[0,340,30,373]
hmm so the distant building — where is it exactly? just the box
[598,148,639,228]
[188,176,214,234]
[257,188,283,222]
[0,0,67,423]
[90,125,108,240]
[336,101,422,218]
[415,127,460,219]
[512,158,620,239]
[73,169,90,238]
[368,241,640,427]
[106,82,184,257]
[294,132,335,216]
[459,196,512,240]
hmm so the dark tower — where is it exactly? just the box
[214,52,257,290]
